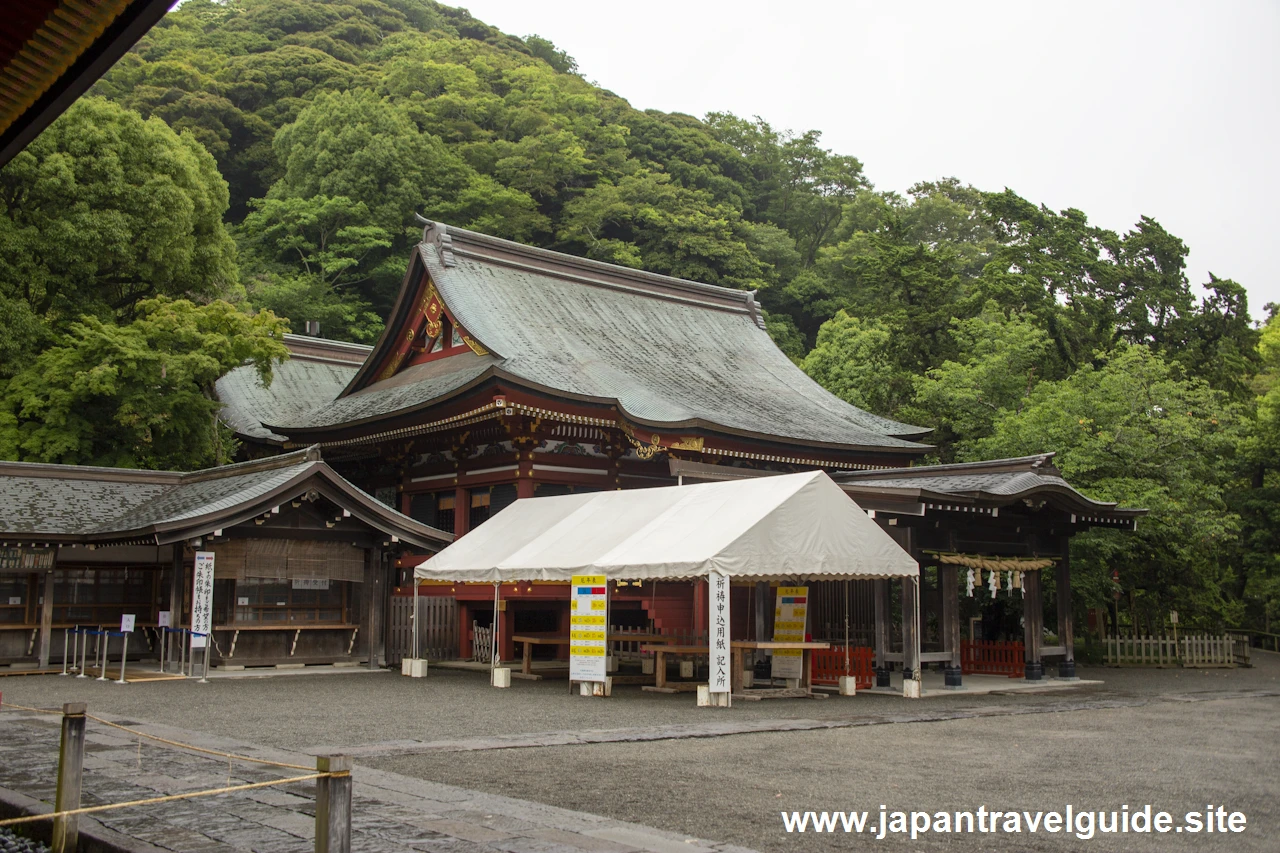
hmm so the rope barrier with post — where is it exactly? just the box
[0,700,354,853]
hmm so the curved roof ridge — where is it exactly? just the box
[420,218,765,326]
[836,453,1058,481]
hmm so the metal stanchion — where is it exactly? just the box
[60,629,70,676]
[75,629,87,678]
[114,633,129,684]
[95,630,109,681]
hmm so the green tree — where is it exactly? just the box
[0,97,238,326]
[801,312,910,418]
[0,298,288,470]
[971,344,1245,628]
[558,171,768,289]
[909,304,1058,455]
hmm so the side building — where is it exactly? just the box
[0,448,450,670]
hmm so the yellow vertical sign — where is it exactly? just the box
[570,575,608,682]
[770,585,808,679]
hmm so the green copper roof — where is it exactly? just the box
[269,222,932,453]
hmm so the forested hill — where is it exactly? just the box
[0,0,1277,634]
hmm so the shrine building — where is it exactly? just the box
[209,219,1142,690]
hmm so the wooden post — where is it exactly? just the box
[38,569,55,668]
[366,547,384,670]
[1056,540,1076,678]
[315,754,352,853]
[516,476,534,500]
[52,702,86,853]
[453,486,470,537]
[754,581,769,666]
[873,578,889,687]
[940,565,962,688]
[901,576,921,698]
[1024,570,1044,680]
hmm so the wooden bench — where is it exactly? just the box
[213,624,359,658]
[512,633,673,680]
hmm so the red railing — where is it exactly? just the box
[811,645,875,688]
[961,640,1025,678]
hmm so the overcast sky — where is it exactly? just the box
[459,0,1279,319]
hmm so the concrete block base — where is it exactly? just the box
[679,661,694,679]
[641,658,655,675]
[578,678,612,697]
[697,685,731,707]
[401,658,428,678]
[838,675,857,696]
[491,667,511,688]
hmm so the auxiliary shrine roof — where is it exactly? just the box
[228,220,931,454]
[0,448,450,548]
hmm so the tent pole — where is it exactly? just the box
[491,582,500,674]
[412,579,419,661]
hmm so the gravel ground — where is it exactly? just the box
[2,655,1277,852]
[3,660,1274,752]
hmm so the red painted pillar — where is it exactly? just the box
[693,579,708,636]
[516,476,534,500]
[454,486,470,537]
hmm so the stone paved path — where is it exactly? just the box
[0,708,757,853]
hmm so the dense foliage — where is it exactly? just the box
[0,0,1274,633]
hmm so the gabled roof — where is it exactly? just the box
[832,453,1147,519]
[269,220,931,453]
[415,471,918,582]
[216,334,370,444]
[668,454,1146,522]
[0,447,451,549]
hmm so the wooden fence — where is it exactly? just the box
[961,640,1025,678]
[810,645,875,689]
[471,622,493,662]
[1105,634,1240,667]
[387,595,458,664]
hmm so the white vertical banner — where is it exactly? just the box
[191,551,215,649]
[770,585,808,679]
[709,572,731,693]
[570,574,607,682]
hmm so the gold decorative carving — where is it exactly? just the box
[627,433,663,460]
[668,436,704,452]
[377,351,406,382]
[462,335,488,356]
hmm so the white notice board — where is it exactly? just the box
[570,575,607,682]
[770,585,808,679]
[709,572,731,693]
[191,551,215,649]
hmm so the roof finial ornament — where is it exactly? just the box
[414,214,456,267]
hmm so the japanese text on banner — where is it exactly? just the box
[191,551,215,649]
[709,572,731,693]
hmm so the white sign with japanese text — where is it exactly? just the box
[709,572,731,693]
[120,614,136,633]
[570,574,608,682]
[191,552,215,649]
[157,610,171,628]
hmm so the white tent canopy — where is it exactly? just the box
[414,470,918,582]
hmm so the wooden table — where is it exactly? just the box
[638,644,714,692]
[511,633,673,679]
[213,624,359,658]
[730,640,830,698]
